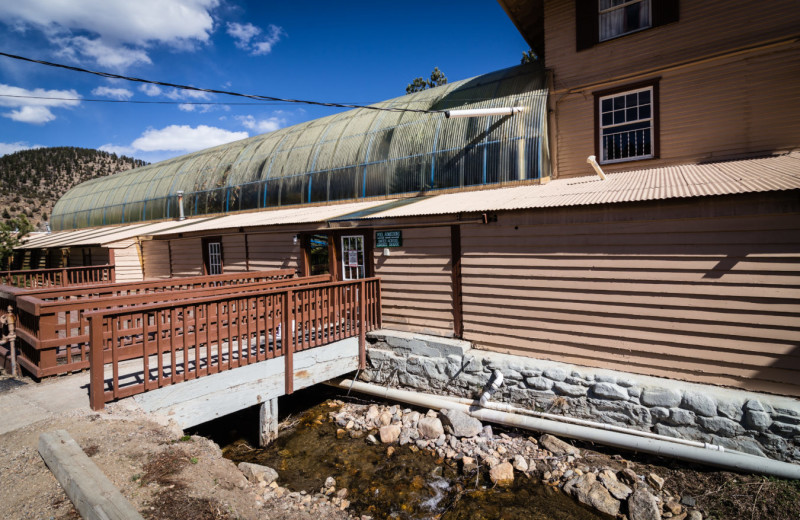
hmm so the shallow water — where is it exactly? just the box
[216,400,609,520]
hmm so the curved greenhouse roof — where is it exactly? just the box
[53,64,548,231]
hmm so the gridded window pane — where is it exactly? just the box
[599,86,654,163]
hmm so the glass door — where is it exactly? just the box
[341,235,365,280]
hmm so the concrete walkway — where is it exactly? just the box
[0,371,93,435]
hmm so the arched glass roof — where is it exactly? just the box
[52,64,549,231]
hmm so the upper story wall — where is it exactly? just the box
[545,0,800,90]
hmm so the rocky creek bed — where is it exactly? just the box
[209,396,800,520]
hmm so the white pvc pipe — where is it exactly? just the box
[330,379,800,480]
[586,155,607,180]
[444,107,525,119]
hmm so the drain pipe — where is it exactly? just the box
[587,155,607,180]
[329,379,800,480]
[479,370,504,406]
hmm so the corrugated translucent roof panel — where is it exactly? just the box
[20,219,212,249]
[52,63,549,230]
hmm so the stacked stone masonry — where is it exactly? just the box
[362,331,800,463]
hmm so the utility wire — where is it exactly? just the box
[0,93,353,106]
[0,51,443,115]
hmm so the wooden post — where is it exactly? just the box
[358,280,366,370]
[259,397,279,447]
[5,305,16,377]
[283,290,294,395]
[450,225,463,338]
[88,314,106,411]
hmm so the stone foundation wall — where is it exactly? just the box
[362,330,800,463]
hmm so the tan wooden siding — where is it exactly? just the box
[109,239,143,283]
[246,232,300,273]
[545,0,800,89]
[141,240,171,280]
[553,43,800,178]
[459,195,800,396]
[170,238,203,277]
[222,234,248,272]
[374,226,454,336]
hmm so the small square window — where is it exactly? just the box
[597,85,655,164]
[598,0,652,42]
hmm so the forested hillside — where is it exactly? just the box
[0,147,147,230]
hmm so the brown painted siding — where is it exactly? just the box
[222,234,248,272]
[141,240,171,279]
[459,193,800,396]
[246,232,300,272]
[67,247,108,266]
[170,238,203,277]
[375,226,454,336]
[109,239,143,283]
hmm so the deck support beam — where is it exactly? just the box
[259,397,279,447]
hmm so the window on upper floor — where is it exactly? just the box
[595,81,658,164]
[598,0,651,41]
[576,0,679,51]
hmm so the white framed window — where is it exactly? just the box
[599,0,652,42]
[207,241,222,275]
[341,235,365,280]
[598,86,654,164]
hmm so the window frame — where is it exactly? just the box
[575,0,680,52]
[201,236,224,276]
[598,0,652,42]
[593,79,660,165]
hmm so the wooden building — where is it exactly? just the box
[18,1,800,397]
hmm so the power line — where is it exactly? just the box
[0,51,443,115]
[0,93,352,106]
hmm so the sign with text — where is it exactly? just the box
[376,230,402,248]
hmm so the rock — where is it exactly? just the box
[744,410,771,432]
[379,424,401,443]
[365,405,380,425]
[697,416,744,437]
[489,462,515,487]
[554,382,588,397]
[641,388,682,408]
[238,462,279,485]
[526,376,554,390]
[599,471,633,500]
[592,382,629,401]
[629,487,662,520]
[716,401,743,420]
[618,468,638,486]
[418,417,445,439]
[539,434,580,456]
[366,434,378,445]
[681,392,717,417]
[687,511,702,520]
[650,407,670,421]
[669,408,695,426]
[543,367,568,382]
[378,411,393,426]
[482,425,494,439]
[680,496,696,507]
[512,455,528,472]
[324,476,336,489]
[440,409,483,438]
[745,399,764,412]
[647,473,665,491]
[462,456,478,473]
[665,499,683,515]
[564,473,621,517]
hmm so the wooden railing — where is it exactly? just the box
[0,269,305,378]
[0,265,115,289]
[89,278,381,410]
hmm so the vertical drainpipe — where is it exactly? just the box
[177,191,186,221]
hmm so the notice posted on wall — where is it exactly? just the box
[348,250,359,267]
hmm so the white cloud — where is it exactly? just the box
[0,0,220,70]
[0,84,80,124]
[235,114,286,134]
[130,125,248,152]
[178,103,196,112]
[139,84,162,97]
[226,22,284,56]
[98,143,137,156]
[164,88,211,101]
[0,141,43,156]
[3,106,55,124]
[91,86,133,100]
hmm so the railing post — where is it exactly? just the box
[88,314,106,411]
[359,280,366,370]
[283,289,294,395]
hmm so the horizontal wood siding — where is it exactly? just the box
[170,238,203,277]
[246,232,299,273]
[109,240,143,283]
[375,226,454,336]
[460,194,800,396]
[222,234,248,273]
[141,240,171,280]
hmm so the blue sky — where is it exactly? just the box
[0,1,529,163]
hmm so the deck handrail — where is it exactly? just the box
[0,265,115,289]
[88,277,381,410]
[0,270,312,378]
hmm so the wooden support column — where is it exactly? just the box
[88,315,106,411]
[450,225,463,338]
[358,279,366,369]
[259,397,279,447]
[283,290,294,395]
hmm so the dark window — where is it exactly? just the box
[202,237,224,275]
[576,0,679,51]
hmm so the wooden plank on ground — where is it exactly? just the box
[38,429,144,520]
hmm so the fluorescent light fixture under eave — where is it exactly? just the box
[444,107,525,118]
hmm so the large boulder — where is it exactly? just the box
[440,409,483,438]
[628,487,662,520]
[489,462,514,487]
[379,424,401,443]
[238,462,279,485]
[563,473,621,517]
[418,417,445,439]
[539,434,580,456]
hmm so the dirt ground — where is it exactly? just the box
[1,370,798,520]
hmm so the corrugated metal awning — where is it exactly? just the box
[19,219,213,249]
